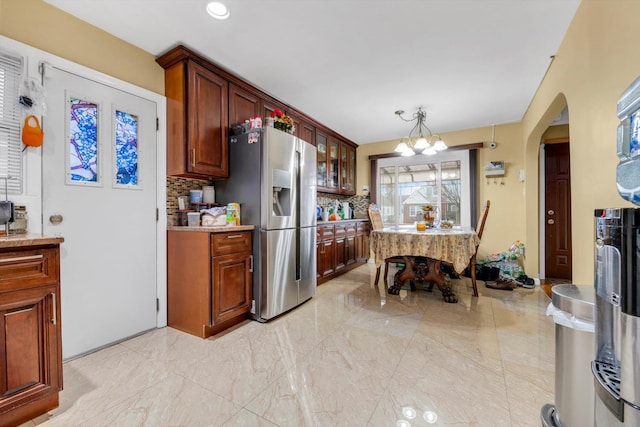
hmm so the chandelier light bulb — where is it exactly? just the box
[424,146,438,155]
[395,141,409,153]
[414,137,429,150]
[433,139,448,151]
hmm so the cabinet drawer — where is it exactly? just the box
[334,223,347,237]
[211,231,251,256]
[0,248,59,293]
[319,224,334,241]
[344,222,356,235]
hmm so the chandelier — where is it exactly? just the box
[394,107,447,156]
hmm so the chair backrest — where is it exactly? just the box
[476,200,490,240]
[367,203,383,231]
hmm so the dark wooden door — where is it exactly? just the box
[545,142,572,279]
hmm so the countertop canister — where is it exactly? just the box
[202,186,215,203]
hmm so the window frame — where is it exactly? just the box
[376,149,473,228]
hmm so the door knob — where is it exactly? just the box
[547,209,555,215]
[547,219,555,225]
[49,214,63,224]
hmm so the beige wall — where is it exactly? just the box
[521,0,640,283]
[0,0,164,94]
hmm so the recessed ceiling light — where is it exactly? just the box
[206,2,230,20]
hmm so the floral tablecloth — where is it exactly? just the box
[370,227,480,274]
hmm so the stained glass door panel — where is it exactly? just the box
[68,97,99,184]
[114,109,139,187]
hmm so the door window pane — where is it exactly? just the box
[69,97,98,182]
[114,110,139,186]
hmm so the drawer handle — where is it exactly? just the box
[51,292,57,325]
[0,254,44,264]
[226,234,243,239]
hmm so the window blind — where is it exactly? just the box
[0,50,23,195]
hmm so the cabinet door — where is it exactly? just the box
[334,236,346,272]
[319,240,335,277]
[212,253,252,324]
[316,229,322,280]
[328,138,340,190]
[187,61,229,178]
[345,235,356,266]
[291,114,316,146]
[0,285,61,417]
[341,142,356,195]
[316,133,328,190]
[229,83,260,128]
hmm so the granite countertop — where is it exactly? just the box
[0,233,65,249]
[168,225,255,232]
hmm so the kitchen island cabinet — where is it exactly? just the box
[0,235,64,427]
[316,219,369,285]
[167,227,253,338]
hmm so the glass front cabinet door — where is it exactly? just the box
[329,139,339,190]
[341,142,355,193]
[317,133,328,188]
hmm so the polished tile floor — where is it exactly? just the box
[26,263,554,427]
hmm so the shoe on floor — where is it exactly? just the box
[486,278,517,291]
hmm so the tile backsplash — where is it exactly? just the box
[166,176,210,225]
[317,193,370,218]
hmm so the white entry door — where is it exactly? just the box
[43,67,158,360]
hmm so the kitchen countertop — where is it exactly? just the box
[0,233,65,249]
[317,218,369,225]
[168,225,255,232]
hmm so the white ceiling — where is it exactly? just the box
[44,0,580,144]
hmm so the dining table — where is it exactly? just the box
[370,226,480,303]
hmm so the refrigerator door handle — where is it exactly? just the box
[295,149,302,281]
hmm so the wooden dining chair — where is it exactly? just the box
[367,204,405,286]
[468,200,491,297]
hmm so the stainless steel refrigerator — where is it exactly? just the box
[216,127,317,322]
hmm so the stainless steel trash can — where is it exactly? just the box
[541,284,595,427]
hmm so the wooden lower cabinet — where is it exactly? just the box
[317,226,335,278]
[0,242,63,427]
[168,230,252,338]
[317,219,369,285]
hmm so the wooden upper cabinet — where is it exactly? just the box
[289,110,316,146]
[229,83,260,128]
[158,48,229,179]
[157,45,357,186]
